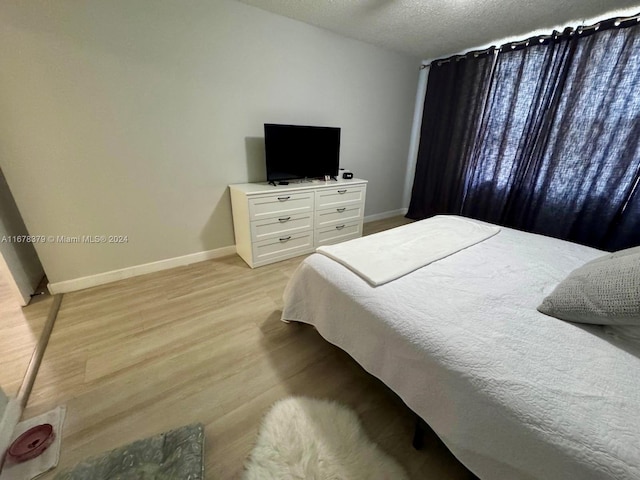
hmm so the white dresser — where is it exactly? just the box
[229,178,367,268]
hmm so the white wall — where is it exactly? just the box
[0,0,419,285]
[0,169,44,304]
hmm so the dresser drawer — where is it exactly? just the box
[249,192,314,221]
[315,186,365,209]
[230,179,367,268]
[315,204,363,228]
[250,213,313,242]
[252,231,314,265]
[316,220,362,246]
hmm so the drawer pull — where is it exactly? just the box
[277,196,291,201]
[335,224,346,230]
[337,189,347,194]
[336,207,346,213]
[278,217,291,223]
[279,236,292,242]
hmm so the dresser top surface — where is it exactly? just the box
[229,178,367,195]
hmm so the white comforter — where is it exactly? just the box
[282,220,640,480]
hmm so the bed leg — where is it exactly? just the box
[412,417,427,450]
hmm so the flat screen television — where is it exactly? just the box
[264,123,340,182]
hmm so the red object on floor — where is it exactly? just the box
[7,424,55,463]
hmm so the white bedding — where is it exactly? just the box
[316,216,500,286]
[282,219,640,480]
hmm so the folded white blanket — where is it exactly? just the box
[316,215,500,286]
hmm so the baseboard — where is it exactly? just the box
[0,398,22,469]
[17,294,62,408]
[364,208,408,223]
[47,211,407,294]
[48,245,237,294]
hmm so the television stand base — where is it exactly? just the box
[268,177,338,186]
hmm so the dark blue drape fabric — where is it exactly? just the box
[407,21,640,250]
[407,52,497,219]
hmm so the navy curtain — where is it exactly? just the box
[407,19,640,250]
[408,51,496,218]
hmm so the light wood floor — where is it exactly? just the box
[24,216,476,479]
[0,271,51,397]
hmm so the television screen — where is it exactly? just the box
[264,124,340,182]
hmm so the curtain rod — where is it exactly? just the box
[420,12,640,69]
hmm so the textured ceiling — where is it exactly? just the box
[236,0,640,59]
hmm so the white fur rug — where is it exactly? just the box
[243,397,409,480]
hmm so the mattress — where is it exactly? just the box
[281,221,640,480]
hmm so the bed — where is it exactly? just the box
[281,216,640,480]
